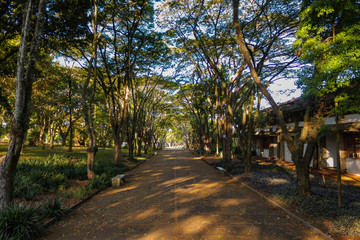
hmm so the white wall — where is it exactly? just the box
[324,135,337,167]
[263,149,269,158]
[284,142,292,162]
[346,158,360,175]
[283,143,309,163]
[324,114,360,126]
[345,114,360,123]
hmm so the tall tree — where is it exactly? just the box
[0,0,47,209]
[97,0,169,163]
[233,0,332,196]
[295,0,360,203]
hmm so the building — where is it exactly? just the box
[253,98,360,175]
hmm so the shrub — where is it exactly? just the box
[40,198,65,219]
[14,175,43,200]
[89,174,111,190]
[64,186,92,200]
[0,204,45,240]
[28,171,67,193]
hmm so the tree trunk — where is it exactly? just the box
[128,140,134,160]
[37,115,46,145]
[222,111,233,162]
[245,91,255,173]
[68,74,73,152]
[0,0,46,209]
[197,123,206,155]
[49,123,55,149]
[113,132,122,164]
[81,0,100,179]
[292,138,317,196]
[111,122,123,164]
[86,146,97,179]
[137,135,142,157]
[294,157,311,196]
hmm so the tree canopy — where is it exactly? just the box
[1,0,359,208]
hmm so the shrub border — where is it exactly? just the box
[200,155,334,240]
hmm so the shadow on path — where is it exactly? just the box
[44,150,323,240]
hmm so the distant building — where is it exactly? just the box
[253,98,360,175]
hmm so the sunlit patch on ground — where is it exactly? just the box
[212,198,245,207]
[178,215,213,235]
[160,176,195,187]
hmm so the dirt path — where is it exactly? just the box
[44,149,324,240]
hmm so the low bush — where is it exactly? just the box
[14,175,43,201]
[89,174,112,190]
[40,198,65,219]
[0,204,45,240]
[69,186,92,200]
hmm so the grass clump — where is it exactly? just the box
[88,174,112,190]
[40,198,65,219]
[0,204,45,240]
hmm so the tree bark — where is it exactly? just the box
[245,91,255,173]
[81,0,100,179]
[114,135,122,164]
[68,73,73,152]
[294,156,311,196]
[0,0,47,209]
[232,0,320,196]
[37,114,46,145]
[222,111,233,162]
[87,146,97,179]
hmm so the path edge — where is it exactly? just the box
[43,152,156,229]
[199,155,334,240]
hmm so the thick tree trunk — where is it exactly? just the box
[245,92,255,173]
[114,134,122,164]
[195,123,205,154]
[86,146,97,179]
[292,138,317,196]
[222,132,232,162]
[294,158,311,196]
[0,0,46,209]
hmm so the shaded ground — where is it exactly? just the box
[44,149,323,240]
[206,156,360,239]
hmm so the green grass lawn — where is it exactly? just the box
[0,142,153,164]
